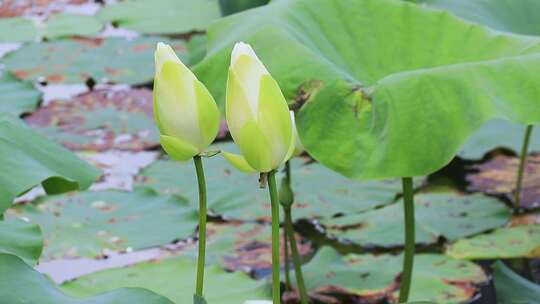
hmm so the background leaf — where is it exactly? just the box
[0,71,41,116]
[4,37,187,85]
[300,247,487,303]
[25,88,159,152]
[61,256,271,304]
[6,190,198,259]
[322,193,510,247]
[0,115,99,213]
[98,0,221,34]
[0,220,42,265]
[0,253,173,304]
[446,225,540,259]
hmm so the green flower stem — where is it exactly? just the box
[399,177,415,303]
[284,206,309,304]
[515,125,533,209]
[267,170,281,304]
[193,156,207,300]
[283,225,292,291]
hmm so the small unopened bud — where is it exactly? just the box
[278,176,294,208]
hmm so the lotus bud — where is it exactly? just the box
[223,42,293,173]
[153,42,220,161]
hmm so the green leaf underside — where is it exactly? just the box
[3,37,187,85]
[300,247,487,303]
[446,225,540,259]
[6,190,198,259]
[0,220,42,265]
[97,0,221,34]
[135,145,403,221]
[61,255,270,304]
[0,71,41,116]
[0,115,99,213]
[0,253,173,304]
[322,193,510,247]
[195,0,540,179]
[493,260,540,304]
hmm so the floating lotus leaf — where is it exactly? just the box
[136,152,403,221]
[0,0,96,18]
[181,223,312,278]
[0,253,173,304]
[322,193,510,247]
[6,190,198,260]
[97,0,221,34]
[61,255,271,304]
[25,88,159,151]
[300,247,487,303]
[4,37,186,84]
[446,225,540,259]
[0,114,99,213]
[195,0,540,179]
[0,14,103,42]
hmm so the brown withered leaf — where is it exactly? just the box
[25,87,159,151]
[467,154,540,209]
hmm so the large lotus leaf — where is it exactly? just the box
[5,189,198,260]
[446,225,540,259]
[0,220,42,265]
[3,37,186,84]
[300,247,487,303]
[493,261,540,304]
[466,154,540,210]
[0,253,173,304]
[0,114,99,213]
[459,119,540,159]
[0,14,103,42]
[416,0,540,36]
[97,0,221,34]
[25,88,159,152]
[322,193,510,247]
[195,0,540,180]
[136,152,403,221]
[61,255,270,304]
[0,71,41,116]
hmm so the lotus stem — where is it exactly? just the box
[514,125,533,209]
[267,170,281,304]
[399,177,415,303]
[193,156,207,301]
[284,207,309,304]
[283,224,292,291]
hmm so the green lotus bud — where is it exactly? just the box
[278,175,294,208]
[224,42,293,173]
[153,42,220,162]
